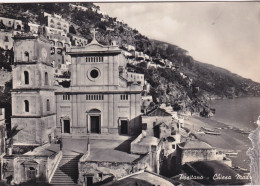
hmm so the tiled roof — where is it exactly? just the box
[146,108,172,117]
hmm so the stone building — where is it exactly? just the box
[176,139,216,166]
[67,33,89,47]
[11,35,56,145]
[0,17,23,30]
[46,33,71,69]
[2,144,62,184]
[42,12,69,34]
[0,30,13,50]
[28,22,40,35]
[55,36,143,136]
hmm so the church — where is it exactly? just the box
[11,33,143,145]
[55,36,143,137]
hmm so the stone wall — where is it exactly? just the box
[2,151,62,184]
[78,153,154,185]
[180,149,216,165]
[130,133,150,154]
[46,151,62,182]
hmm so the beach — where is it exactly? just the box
[184,116,253,170]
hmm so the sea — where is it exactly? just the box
[209,97,260,132]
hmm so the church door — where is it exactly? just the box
[121,120,128,135]
[90,116,100,133]
[63,120,70,133]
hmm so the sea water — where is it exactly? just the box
[209,97,260,131]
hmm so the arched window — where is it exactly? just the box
[46,99,50,111]
[44,72,48,85]
[24,100,29,112]
[24,71,29,84]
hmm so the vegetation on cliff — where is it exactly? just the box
[1,2,260,116]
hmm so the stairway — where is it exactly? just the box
[50,154,82,185]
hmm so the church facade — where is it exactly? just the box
[55,39,142,136]
[11,34,143,145]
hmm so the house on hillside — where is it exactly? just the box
[42,12,69,33]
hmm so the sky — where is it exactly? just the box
[97,2,260,82]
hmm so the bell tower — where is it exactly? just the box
[11,35,56,145]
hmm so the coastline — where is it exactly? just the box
[184,116,253,170]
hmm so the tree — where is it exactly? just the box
[69,25,77,34]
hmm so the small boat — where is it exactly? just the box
[226,152,238,157]
[201,127,215,132]
[204,131,221,135]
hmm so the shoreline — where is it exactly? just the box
[184,116,253,170]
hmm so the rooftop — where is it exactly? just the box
[103,170,175,186]
[178,139,214,150]
[62,137,141,163]
[145,108,172,117]
[183,160,249,185]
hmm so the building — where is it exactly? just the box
[55,36,143,136]
[69,4,89,11]
[11,35,56,145]
[176,139,216,166]
[0,30,13,50]
[28,22,40,35]
[121,70,145,86]
[46,33,71,68]
[68,33,89,47]
[0,17,24,30]
[42,12,69,33]
[2,144,62,184]
[103,170,175,186]
[44,26,66,37]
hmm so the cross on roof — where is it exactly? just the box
[91,28,97,40]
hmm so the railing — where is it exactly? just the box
[48,150,63,183]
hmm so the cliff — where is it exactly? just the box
[1,2,260,117]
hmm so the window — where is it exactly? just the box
[57,48,62,55]
[50,19,54,23]
[24,71,29,84]
[90,69,99,79]
[4,36,8,42]
[24,100,29,112]
[142,123,147,130]
[120,94,128,100]
[63,94,70,100]
[46,99,50,111]
[86,56,104,62]
[44,72,48,85]
[86,94,103,100]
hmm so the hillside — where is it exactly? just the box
[1,2,260,117]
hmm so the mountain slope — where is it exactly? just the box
[1,3,260,117]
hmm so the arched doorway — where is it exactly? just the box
[87,109,101,134]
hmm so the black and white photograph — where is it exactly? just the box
[0,1,259,185]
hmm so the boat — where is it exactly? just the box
[204,131,221,135]
[201,127,215,132]
[226,152,238,157]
